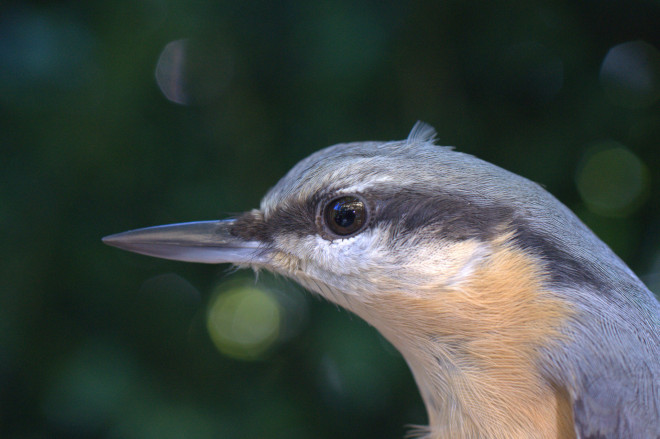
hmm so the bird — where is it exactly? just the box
[103,122,660,439]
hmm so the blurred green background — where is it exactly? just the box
[2,0,660,438]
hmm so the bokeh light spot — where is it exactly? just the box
[41,342,138,433]
[0,9,95,106]
[155,39,190,105]
[207,284,281,360]
[154,38,233,106]
[576,141,649,217]
[600,40,660,109]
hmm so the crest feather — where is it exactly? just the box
[406,121,437,144]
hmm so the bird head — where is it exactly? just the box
[103,122,660,439]
[104,123,561,305]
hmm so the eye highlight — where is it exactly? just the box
[323,196,368,237]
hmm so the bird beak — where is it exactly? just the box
[102,220,267,264]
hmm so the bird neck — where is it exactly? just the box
[359,241,577,439]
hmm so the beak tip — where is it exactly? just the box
[100,220,265,264]
[101,234,118,246]
[102,232,132,250]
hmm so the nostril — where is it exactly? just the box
[230,210,270,242]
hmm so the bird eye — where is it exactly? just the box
[323,196,367,237]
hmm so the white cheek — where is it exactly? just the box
[272,230,381,299]
[399,238,489,293]
[275,228,382,279]
[309,232,377,275]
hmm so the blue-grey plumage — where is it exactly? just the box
[104,123,660,439]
